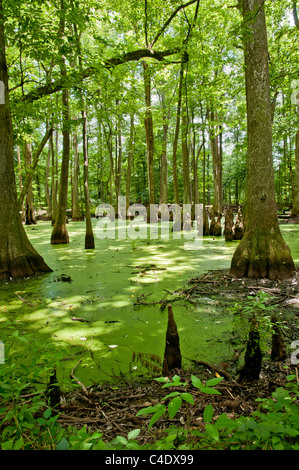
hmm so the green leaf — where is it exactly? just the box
[1,439,14,450]
[206,377,224,387]
[181,392,194,405]
[272,436,284,450]
[168,396,182,419]
[13,437,24,450]
[149,409,166,429]
[200,386,221,395]
[128,429,141,440]
[81,442,93,450]
[136,403,164,416]
[163,391,180,400]
[203,404,214,423]
[155,377,169,383]
[43,408,52,419]
[56,437,69,450]
[205,423,219,441]
[215,413,237,431]
[191,375,203,389]
[114,435,127,446]
[89,432,103,440]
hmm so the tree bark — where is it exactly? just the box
[0,1,52,280]
[115,101,123,218]
[71,129,82,221]
[24,142,37,225]
[172,64,184,231]
[239,316,262,382]
[291,106,299,216]
[126,114,135,216]
[181,93,192,230]
[73,20,95,247]
[17,145,25,222]
[51,128,58,226]
[45,135,52,220]
[143,61,156,222]
[51,0,70,244]
[209,108,223,215]
[230,0,294,280]
[82,110,95,249]
[159,92,169,209]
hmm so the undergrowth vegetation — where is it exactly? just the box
[0,317,299,451]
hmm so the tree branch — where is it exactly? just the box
[144,0,149,47]
[150,0,199,49]
[20,47,180,103]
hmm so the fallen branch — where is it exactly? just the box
[186,357,237,383]
[70,360,89,395]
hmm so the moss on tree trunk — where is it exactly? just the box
[230,0,294,280]
[0,2,52,280]
[231,228,294,280]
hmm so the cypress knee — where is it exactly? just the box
[239,316,262,382]
[270,315,286,361]
[162,305,182,375]
[224,209,234,241]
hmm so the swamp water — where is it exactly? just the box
[0,220,298,387]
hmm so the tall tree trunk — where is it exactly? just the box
[24,142,37,225]
[17,145,25,222]
[71,129,82,221]
[291,104,299,216]
[82,110,95,249]
[115,101,123,217]
[172,65,183,208]
[73,21,95,247]
[230,0,294,280]
[181,94,191,230]
[0,0,52,280]
[45,140,52,220]
[126,114,135,216]
[200,104,209,236]
[51,0,70,245]
[159,92,169,208]
[172,63,184,231]
[210,108,223,215]
[143,61,156,222]
[51,129,58,226]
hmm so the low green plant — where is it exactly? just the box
[135,373,299,451]
[0,320,68,450]
[218,374,299,450]
[1,320,298,451]
[136,374,223,429]
[230,291,288,351]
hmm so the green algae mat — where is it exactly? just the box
[1,220,298,388]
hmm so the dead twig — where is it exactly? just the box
[70,360,89,395]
